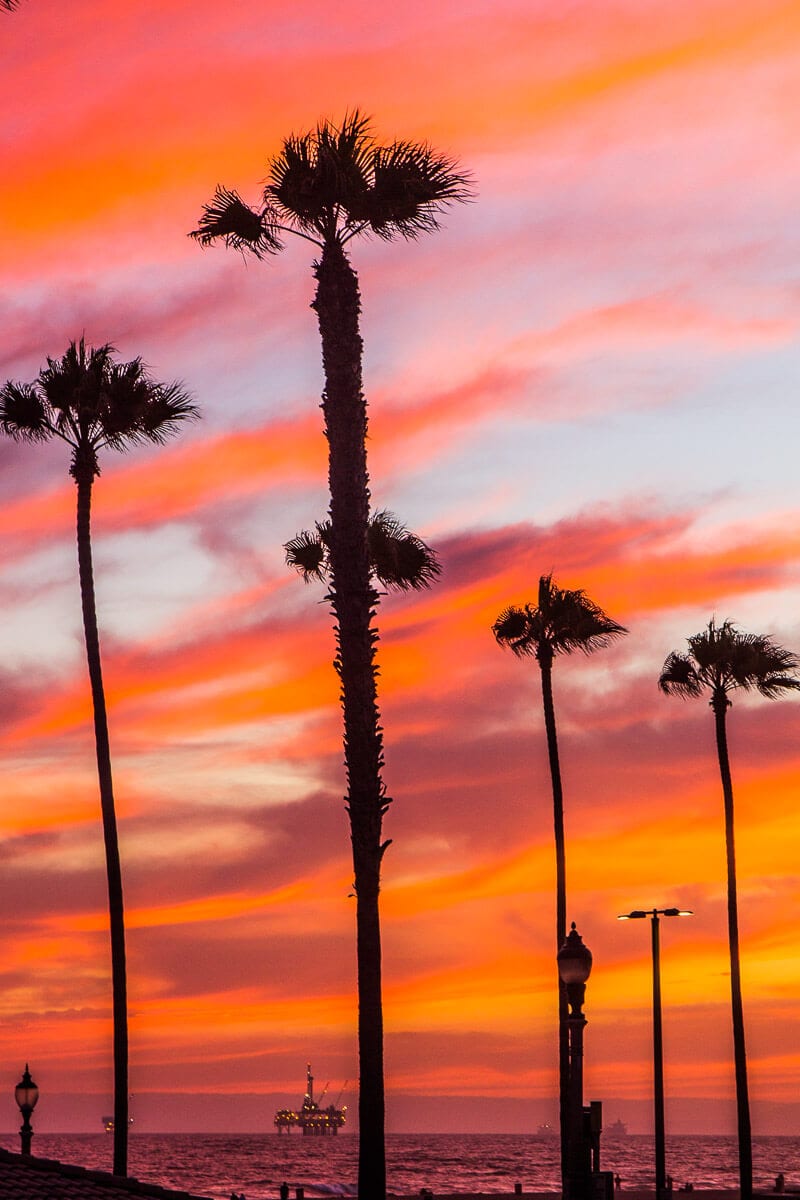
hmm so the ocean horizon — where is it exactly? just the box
[0,1132,795,1200]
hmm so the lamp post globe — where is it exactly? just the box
[14,1064,39,1156]
[557,921,593,1014]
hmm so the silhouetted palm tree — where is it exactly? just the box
[192,111,470,1199]
[0,340,197,1176]
[1,1,21,11]
[493,574,626,1187]
[659,618,800,1200]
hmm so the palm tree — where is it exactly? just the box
[191,111,470,1199]
[492,574,626,1188]
[1,1,21,11]
[659,618,800,1200]
[0,339,197,1176]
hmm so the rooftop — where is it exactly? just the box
[0,1147,213,1200]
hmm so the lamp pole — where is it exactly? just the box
[557,923,593,1200]
[14,1064,39,1156]
[618,908,692,1200]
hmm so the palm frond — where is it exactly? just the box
[325,110,374,176]
[190,186,281,258]
[361,141,475,240]
[266,112,373,233]
[549,589,627,655]
[739,635,800,697]
[95,357,150,444]
[0,381,52,441]
[367,510,441,591]
[1,1,21,11]
[136,381,199,445]
[316,110,373,206]
[532,573,626,654]
[285,527,328,582]
[492,605,537,657]
[40,340,116,445]
[687,618,737,673]
[268,133,329,229]
[658,651,704,698]
[755,670,800,699]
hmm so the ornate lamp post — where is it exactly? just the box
[557,923,593,1200]
[14,1064,39,1155]
[618,908,693,1200]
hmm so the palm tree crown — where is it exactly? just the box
[493,573,628,662]
[659,618,800,708]
[286,509,441,592]
[0,338,197,473]
[190,110,473,256]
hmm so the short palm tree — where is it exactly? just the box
[192,111,470,1199]
[659,618,800,1200]
[493,574,626,1186]
[0,339,197,1176]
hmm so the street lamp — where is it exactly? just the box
[557,923,593,1200]
[14,1064,39,1155]
[618,908,692,1200]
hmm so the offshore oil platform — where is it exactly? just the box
[274,1064,347,1135]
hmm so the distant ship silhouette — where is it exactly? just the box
[535,1117,626,1138]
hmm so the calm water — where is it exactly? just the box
[0,1133,797,1199]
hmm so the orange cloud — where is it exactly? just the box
[1,413,325,551]
[7,0,798,252]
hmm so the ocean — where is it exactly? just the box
[0,1133,796,1200]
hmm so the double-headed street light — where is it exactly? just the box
[618,908,693,1200]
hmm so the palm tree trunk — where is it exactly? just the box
[539,649,570,1193]
[313,238,387,1200]
[713,696,752,1200]
[75,457,129,1177]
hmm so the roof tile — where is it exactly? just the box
[0,1148,214,1199]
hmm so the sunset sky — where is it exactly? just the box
[1,0,799,1137]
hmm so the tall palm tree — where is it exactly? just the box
[659,618,800,1200]
[0,339,197,1176]
[191,111,470,1199]
[492,574,626,1188]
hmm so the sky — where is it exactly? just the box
[1,0,799,1138]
